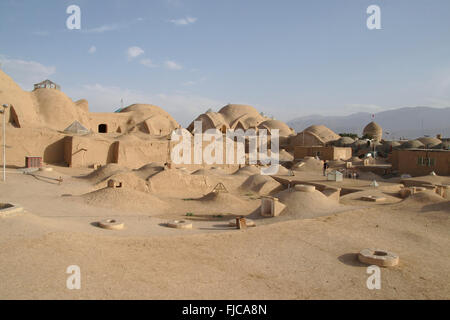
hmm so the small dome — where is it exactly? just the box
[401,139,425,149]
[336,136,355,146]
[417,137,441,148]
[257,119,293,136]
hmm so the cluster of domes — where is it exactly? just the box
[187,104,295,137]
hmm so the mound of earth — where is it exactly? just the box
[81,187,169,214]
[233,165,261,176]
[191,169,210,175]
[402,175,450,187]
[340,189,401,204]
[83,164,129,183]
[293,157,323,172]
[357,171,382,181]
[94,171,149,193]
[402,190,446,205]
[191,168,227,176]
[275,188,342,218]
[133,162,165,180]
[279,149,294,162]
[148,169,211,196]
[240,174,283,195]
[194,191,255,213]
[274,165,291,176]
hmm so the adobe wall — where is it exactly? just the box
[294,146,352,161]
[288,132,323,150]
[0,125,67,167]
[392,149,450,176]
[88,113,129,134]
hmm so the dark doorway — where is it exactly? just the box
[98,124,108,133]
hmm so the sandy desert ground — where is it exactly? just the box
[0,164,449,300]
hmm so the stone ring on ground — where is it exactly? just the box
[358,248,399,267]
[98,219,124,230]
[167,220,193,229]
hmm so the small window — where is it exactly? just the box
[417,157,423,165]
[98,124,108,133]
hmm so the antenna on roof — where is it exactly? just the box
[121,98,124,109]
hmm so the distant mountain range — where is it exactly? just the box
[287,107,450,140]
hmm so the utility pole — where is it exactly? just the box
[1,104,9,181]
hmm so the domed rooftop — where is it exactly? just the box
[257,119,293,136]
[336,136,355,146]
[401,139,425,149]
[120,103,171,116]
[417,137,442,148]
[303,125,340,144]
[363,121,382,141]
[432,141,450,150]
[218,104,263,122]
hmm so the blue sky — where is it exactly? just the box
[1,0,450,126]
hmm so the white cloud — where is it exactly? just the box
[140,59,157,68]
[0,56,56,90]
[182,77,206,86]
[88,46,97,54]
[169,16,197,26]
[83,24,120,34]
[66,83,223,126]
[127,46,144,60]
[83,18,144,34]
[165,60,182,70]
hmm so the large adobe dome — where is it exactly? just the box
[120,104,180,135]
[304,125,340,144]
[257,119,294,136]
[33,88,91,130]
[363,121,383,141]
[0,70,40,127]
[218,104,263,123]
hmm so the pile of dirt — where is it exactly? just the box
[240,174,282,195]
[340,189,401,204]
[191,169,210,175]
[275,165,291,176]
[292,157,323,172]
[402,190,446,205]
[191,168,227,176]
[93,171,149,193]
[402,175,450,187]
[197,191,247,205]
[233,165,261,176]
[275,188,342,218]
[83,164,129,183]
[133,162,165,180]
[279,149,294,162]
[357,171,382,181]
[194,191,255,213]
[81,187,169,214]
[148,169,211,196]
